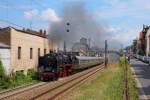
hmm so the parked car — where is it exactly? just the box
[138,55,143,61]
[132,54,136,58]
[142,56,149,63]
[136,55,140,59]
[147,57,150,65]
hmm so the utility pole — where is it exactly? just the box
[64,41,66,53]
[105,40,108,67]
[30,21,32,30]
[88,38,91,49]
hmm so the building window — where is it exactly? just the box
[44,49,46,55]
[30,48,33,59]
[38,48,40,57]
[18,47,21,59]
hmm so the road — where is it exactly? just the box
[130,59,150,100]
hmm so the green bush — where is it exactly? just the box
[27,69,39,80]
[15,71,25,80]
[0,68,39,91]
[0,76,12,89]
[0,57,5,79]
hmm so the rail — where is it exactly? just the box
[0,63,104,100]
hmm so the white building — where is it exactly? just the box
[0,43,11,75]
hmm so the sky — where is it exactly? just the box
[0,0,150,47]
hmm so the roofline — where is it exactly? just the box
[2,26,48,39]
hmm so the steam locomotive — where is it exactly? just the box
[38,52,104,81]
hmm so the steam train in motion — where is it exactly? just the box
[38,52,104,81]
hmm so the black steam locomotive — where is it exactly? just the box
[38,52,104,81]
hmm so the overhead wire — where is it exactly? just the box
[0,19,25,29]
[0,0,47,30]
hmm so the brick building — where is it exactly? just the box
[146,28,150,56]
[0,27,56,74]
[137,25,149,55]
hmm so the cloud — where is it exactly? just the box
[102,25,121,33]
[41,8,61,22]
[94,0,150,47]
[24,9,39,20]
[24,8,61,22]
[111,29,138,43]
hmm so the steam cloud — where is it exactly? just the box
[48,2,121,50]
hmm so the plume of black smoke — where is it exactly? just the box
[48,2,120,50]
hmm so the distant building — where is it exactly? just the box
[72,38,89,56]
[137,25,149,55]
[89,46,104,57]
[146,28,150,56]
[0,27,56,74]
[80,37,88,45]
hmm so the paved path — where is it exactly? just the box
[130,59,150,100]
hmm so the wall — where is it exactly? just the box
[0,28,10,45]
[146,29,150,56]
[10,28,50,74]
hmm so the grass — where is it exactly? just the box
[128,64,138,100]
[0,70,39,91]
[0,57,39,91]
[65,57,137,100]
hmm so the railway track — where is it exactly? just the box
[0,64,105,100]
[0,82,48,100]
[45,64,105,100]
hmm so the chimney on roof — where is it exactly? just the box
[39,29,43,36]
[39,29,42,33]
[44,30,46,36]
[23,28,25,31]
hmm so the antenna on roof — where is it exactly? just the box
[30,21,32,30]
